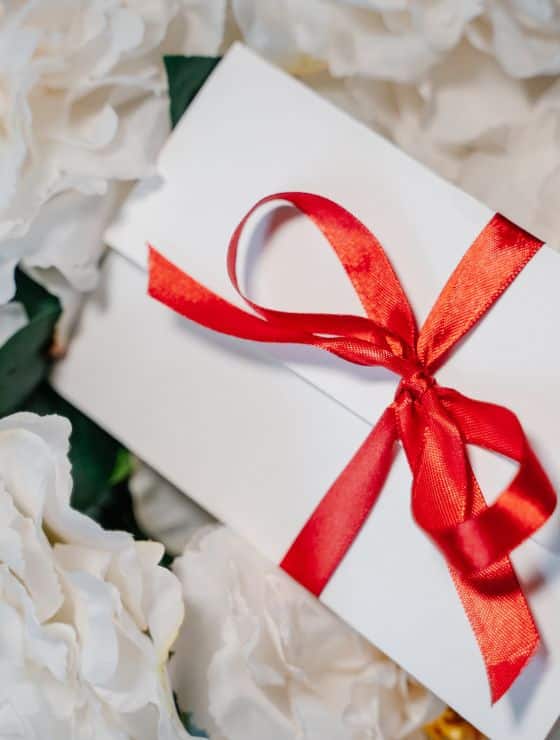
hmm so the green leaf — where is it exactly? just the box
[182,713,208,738]
[0,270,61,416]
[164,56,221,129]
[109,447,135,485]
[175,706,209,738]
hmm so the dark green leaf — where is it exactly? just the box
[0,270,61,416]
[175,705,209,738]
[164,56,221,129]
[92,478,148,540]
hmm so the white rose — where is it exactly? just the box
[0,411,191,739]
[340,38,560,245]
[0,0,226,304]
[232,0,482,81]
[171,526,443,740]
[468,0,560,78]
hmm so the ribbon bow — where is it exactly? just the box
[148,192,556,702]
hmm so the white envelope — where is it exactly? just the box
[52,44,560,739]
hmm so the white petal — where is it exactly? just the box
[170,0,227,56]
[0,412,186,737]
[18,187,118,293]
[66,570,119,686]
[134,541,184,660]
[171,527,437,740]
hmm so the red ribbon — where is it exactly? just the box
[148,192,556,702]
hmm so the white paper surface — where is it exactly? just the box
[54,44,560,739]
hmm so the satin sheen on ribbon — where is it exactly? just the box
[147,192,556,703]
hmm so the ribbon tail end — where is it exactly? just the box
[147,244,166,296]
[489,636,540,705]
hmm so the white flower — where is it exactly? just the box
[171,526,443,740]
[1,184,123,350]
[0,411,190,739]
[468,0,560,78]
[339,39,560,246]
[0,0,226,304]
[231,0,560,85]
[232,0,482,82]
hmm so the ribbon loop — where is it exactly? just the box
[148,191,556,703]
[438,389,557,573]
[227,193,418,350]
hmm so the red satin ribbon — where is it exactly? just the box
[147,192,556,703]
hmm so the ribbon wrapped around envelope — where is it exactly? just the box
[147,192,557,703]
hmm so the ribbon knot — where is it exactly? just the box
[147,191,556,702]
[395,368,435,404]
